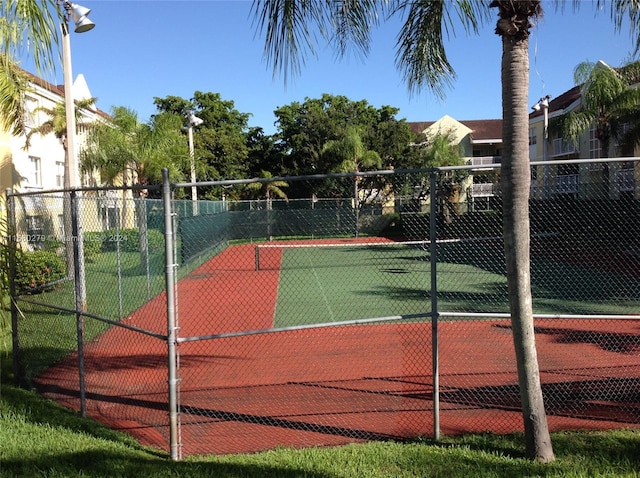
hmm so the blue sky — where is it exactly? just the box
[27,0,639,134]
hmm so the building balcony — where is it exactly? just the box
[470,156,501,169]
[551,138,578,157]
[554,174,579,194]
[472,183,494,197]
[615,168,635,192]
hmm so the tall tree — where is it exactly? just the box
[81,107,188,270]
[81,106,188,193]
[416,132,467,224]
[252,0,640,461]
[246,170,288,241]
[153,92,252,193]
[553,59,640,196]
[273,94,415,199]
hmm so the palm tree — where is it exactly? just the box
[81,107,188,268]
[252,0,640,462]
[1,0,59,136]
[82,107,188,197]
[322,126,382,235]
[553,60,640,197]
[246,170,289,241]
[25,97,97,188]
[418,132,467,224]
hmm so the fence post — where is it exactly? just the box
[429,170,440,440]
[70,190,87,416]
[6,189,21,386]
[162,169,181,460]
[115,205,123,319]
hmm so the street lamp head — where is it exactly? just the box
[66,2,95,33]
[188,111,204,127]
[532,94,552,112]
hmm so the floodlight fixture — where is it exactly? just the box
[188,111,204,127]
[66,2,95,33]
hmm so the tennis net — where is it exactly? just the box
[254,239,436,271]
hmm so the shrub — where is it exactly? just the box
[83,231,104,262]
[88,228,164,255]
[14,250,66,294]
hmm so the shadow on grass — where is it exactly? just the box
[1,451,334,478]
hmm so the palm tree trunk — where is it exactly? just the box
[500,32,554,463]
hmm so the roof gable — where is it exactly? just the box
[409,117,502,142]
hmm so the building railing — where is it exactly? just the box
[554,174,579,193]
[616,168,635,192]
[551,138,578,157]
[472,183,494,197]
[470,156,501,168]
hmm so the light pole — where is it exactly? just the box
[61,1,95,190]
[59,0,94,418]
[532,94,551,198]
[60,0,94,304]
[187,111,203,215]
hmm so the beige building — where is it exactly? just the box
[409,115,503,211]
[0,70,109,247]
[0,70,107,193]
[529,81,640,200]
[409,62,640,210]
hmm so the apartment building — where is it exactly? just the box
[0,70,109,246]
[409,115,503,210]
[409,62,640,210]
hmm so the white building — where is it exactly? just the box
[0,69,108,194]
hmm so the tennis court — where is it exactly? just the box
[33,236,640,456]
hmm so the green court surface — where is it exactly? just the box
[271,239,640,328]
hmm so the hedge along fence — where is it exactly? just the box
[83,228,165,262]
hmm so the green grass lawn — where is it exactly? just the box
[2,383,640,477]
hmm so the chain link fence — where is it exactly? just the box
[7,158,640,459]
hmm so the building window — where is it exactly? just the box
[56,161,65,188]
[26,215,45,248]
[589,127,601,159]
[27,156,42,188]
[529,128,537,146]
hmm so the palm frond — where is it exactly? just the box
[551,110,595,144]
[606,0,640,54]
[1,0,60,74]
[328,0,378,61]
[0,54,28,136]
[251,0,326,84]
[392,0,455,99]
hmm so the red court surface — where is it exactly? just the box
[34,242,640,456]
